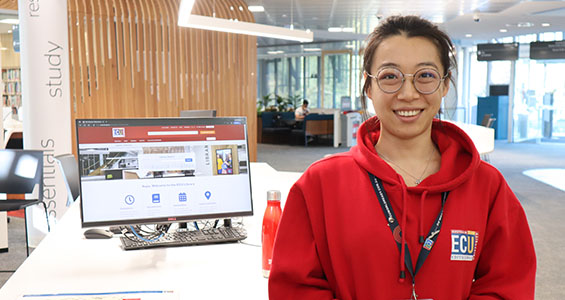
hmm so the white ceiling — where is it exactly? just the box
[247,0,565,46]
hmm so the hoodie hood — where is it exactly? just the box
[351,116,481,193]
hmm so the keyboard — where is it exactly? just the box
[120,227,247,250]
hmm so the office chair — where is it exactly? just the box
[54,154,80,206]
[0,149,44,256]
[480,117,496,163]
[480,113,493,127]
[486,117,496,129]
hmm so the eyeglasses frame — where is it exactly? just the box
[365,67,449,95]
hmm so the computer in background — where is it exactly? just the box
[180,109,216,118]
[75,117,253,250]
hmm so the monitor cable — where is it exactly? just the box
[122,224,169,243]
[128,226,163,242]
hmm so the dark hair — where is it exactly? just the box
[360,15,457,120]
[303,99,309,106]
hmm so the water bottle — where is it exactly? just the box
[262,190,282,278]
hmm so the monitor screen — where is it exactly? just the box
[76,117,253,228]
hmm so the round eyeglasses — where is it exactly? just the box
[366,67,448,95]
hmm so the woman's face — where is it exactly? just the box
[366,35,449,140]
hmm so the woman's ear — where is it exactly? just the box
[441,71,451,98]
[363,72,373,100]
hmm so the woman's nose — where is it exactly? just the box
[397,77,420,100]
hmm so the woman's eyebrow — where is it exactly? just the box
[377,62,400,69]
[376,62,440,70]
[416,62,440,69]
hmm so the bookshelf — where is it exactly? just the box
[2,68,21,108]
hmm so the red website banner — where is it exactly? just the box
[78,124,245,144]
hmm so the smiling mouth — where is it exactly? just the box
[395,109,423,117]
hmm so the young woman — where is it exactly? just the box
[268,16,536,300]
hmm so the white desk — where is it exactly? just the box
[310,108,341,148]
[0,163,302,300]
[449,121,495,155]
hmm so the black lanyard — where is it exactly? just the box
[368,172,449,288]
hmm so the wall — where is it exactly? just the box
[0,33,19,68]
[0,0,258,160]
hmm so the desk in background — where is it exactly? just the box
[449,121,495,155]
[0,163,302,300]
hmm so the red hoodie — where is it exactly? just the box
[268,117,536,300]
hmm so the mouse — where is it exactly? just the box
[84,228,114,239]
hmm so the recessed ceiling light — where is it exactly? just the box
[267,50,284,55]
[541,23,550,27]
[0,19,19,25]
[345,44,355,48]
[303,48,322,52]
[465,34,473,38]
[7,30,12,33]
[517,22,534,28]
[248,5,264,12]
[0,47,7,51]
[499,29,508,33]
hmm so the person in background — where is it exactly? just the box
[216,153,223,174]
[11,106,19,120]
[268,15,536,300]
[294,99,310,120]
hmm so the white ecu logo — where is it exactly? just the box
[451,230,478,261]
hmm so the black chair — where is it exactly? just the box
[55,154,80,206]
[0,149,44,256]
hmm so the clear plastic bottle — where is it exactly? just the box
[262,190,282,278]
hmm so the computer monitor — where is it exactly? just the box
[75,117,253,228]
[180,109,217,118]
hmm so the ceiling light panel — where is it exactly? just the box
[178,0,313,42]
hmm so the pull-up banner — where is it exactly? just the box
[530,41,565,60]
[18,0,73,246]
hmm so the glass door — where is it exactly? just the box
[513,59,565,142]
[542,61,565,141]
[321,50,352,109]
[303,56,320,108]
